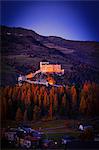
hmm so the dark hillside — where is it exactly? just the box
[0,26,99,86]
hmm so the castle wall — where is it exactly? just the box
[40,63,64,73]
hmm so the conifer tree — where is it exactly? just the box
[16,107,23,121]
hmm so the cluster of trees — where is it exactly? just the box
[1,81,99,122]
[79,81,99,116]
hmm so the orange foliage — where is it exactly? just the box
[47,76,56,85]
[16,107,23,121]
[53,93,58,108]
[71,85,77,107]
[1,80,99,121]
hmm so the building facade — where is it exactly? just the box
[40,62,64,74]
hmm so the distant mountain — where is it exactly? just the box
[1,25,99,86]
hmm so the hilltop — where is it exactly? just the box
[1,25,99,86]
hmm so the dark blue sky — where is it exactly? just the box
[1,0,99,41]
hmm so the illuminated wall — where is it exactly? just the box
[40,62,64,74]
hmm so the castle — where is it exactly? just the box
[40,62,64,74]
[18,61,64,86]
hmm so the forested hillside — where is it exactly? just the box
[1,81,99,122]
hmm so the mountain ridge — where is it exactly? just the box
[1,25,99,86]
[1,25,99,43]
